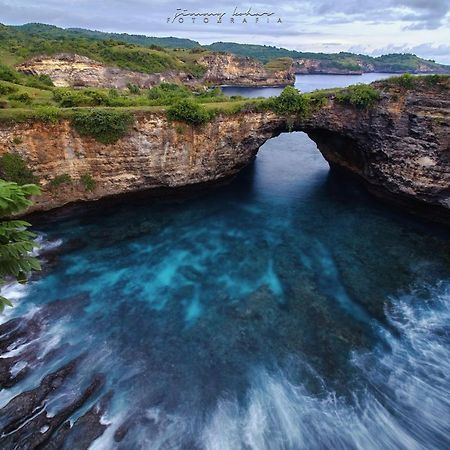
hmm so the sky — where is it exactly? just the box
[1,0,450,63]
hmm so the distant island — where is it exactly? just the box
[1,23,449,77]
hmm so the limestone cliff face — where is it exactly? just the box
[16,54,190,88]
[297,78,450,223]
[293,59,365,75]
[0,79,449,223]
[0,111,283,212]
[198,53,294,86]
[17,52,294,89]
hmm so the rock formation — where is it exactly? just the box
[199,53,294,86]
[16,52,294,89]
[0,78,449,224]
[293,58,365,75]
[16,53,192,88]
[292,58,450,75]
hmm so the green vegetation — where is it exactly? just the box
[0,82,18,95]
[8,92,32,105]
[0,63,20,82]
[336,84,381,109]
[264,57,293,72]
[0,63,54,90]
[80,173,96,191]
[167,98,212,125]
[49,173,72,189]
[0,180,41,311]
[207,42,450,73]
[11,23,200,49]
[0,153,37,185]
[392,73,415,89]
[53,88,110,107]
[72,110,134,144]
[33,105,60,122]
[267,86,309,115]
[148,83,190,102]
[382,73,450,92]
[0,24,206,78]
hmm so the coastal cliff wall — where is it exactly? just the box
[16,54,190,88]
[198,53,294,86]
[17,53,294,88]
[0,79,449,222]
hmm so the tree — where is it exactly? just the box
[0,180,41,312]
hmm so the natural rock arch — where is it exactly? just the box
[0,79,448,223]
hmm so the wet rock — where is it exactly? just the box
[0,373,104,449]
[0,317,41,354]
[47,391,112,450]
[0,344,38,389]
[0,356,83,434]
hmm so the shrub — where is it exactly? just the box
[127,83,140,94]
[166,98,211,125]
[34,105,60,123]
[12,136,22,145]
[148,83,191,103]
[0,153,37,185]
[0,64,20,83]
[268,86,309,115]
[71,110,134,144]
[24,74,54,89]
[424,74,441,86]
[53,88,110,107]
[8,92,33,105]
[0,82,18,96]
[80,173,96,191]
[186,63,207,79]
[49,173,72,189]
[82,89,111,106]
[395,73,415,89]
[336,84,381,109]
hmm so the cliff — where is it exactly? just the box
[16,52,294,89]
[16,54,192,88]
[198,53,294,86]
[0,78,449,223]
[293,59,365,75]
[292,57,450,75]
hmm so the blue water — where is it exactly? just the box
[1,130,450,448]
[221,72,396,97]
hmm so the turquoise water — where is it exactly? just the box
[1,132,450,449]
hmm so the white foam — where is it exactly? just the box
[202,282,450,450]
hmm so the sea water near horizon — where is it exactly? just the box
[1,74,450,449]
[220,72,396,97]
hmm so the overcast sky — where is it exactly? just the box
[1,0,450,63]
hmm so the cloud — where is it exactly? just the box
[0,0,449,64]
[310,0,450,29]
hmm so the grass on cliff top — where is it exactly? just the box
[0,74,448,126]
[265,57,294,72]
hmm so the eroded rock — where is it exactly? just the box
[0,78,449,224]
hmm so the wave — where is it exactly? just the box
[201,282,450,450]
[0,234,62,321]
